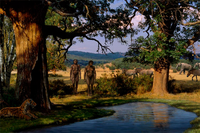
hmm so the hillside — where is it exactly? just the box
[66,51,125,67]
[67,51,124,60]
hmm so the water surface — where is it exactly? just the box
[22,102,197,133]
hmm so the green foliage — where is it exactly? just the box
[46,41,66,71]
[94,74,153,97]
[114,58,153,69]
[0,108,114,133]
[126,34,188,64]
[48,80,73,97]
[168,79,200,94]
[48,74,63,77]
[1,88,20,109]
[106,65,116,70]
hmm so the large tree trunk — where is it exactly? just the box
[151,59,170,95]
[5,2,50,111]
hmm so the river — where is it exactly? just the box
[21,102,197,133]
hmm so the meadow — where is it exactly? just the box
[1,66,200,133]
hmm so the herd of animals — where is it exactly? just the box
[122,62,200,81]
[0,62,199,120]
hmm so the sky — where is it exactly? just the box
[69,1,200,54]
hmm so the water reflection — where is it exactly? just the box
[22,102,196,133]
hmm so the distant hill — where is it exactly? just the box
[66,51,125,67]
[67,51,125,60]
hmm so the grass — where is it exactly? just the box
[2,70,200,132]
[0,108,114,133]
[1,95,199,133]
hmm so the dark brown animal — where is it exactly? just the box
[187,69,200,81]
[0,99,37,120]
[84,60,96,96]
[70,59,81,94]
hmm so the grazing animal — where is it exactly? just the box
[176,63,193,74]
[187,69,200,81]
[0,99,38,120]
[194,63,200,69]
[122,69,137,78]
[135,68,153,77]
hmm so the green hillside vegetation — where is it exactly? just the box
[67,51,124,60]
[106,58,200,70]
[106,58,153,70]
[66,51,125,67]
[65,51,199,70]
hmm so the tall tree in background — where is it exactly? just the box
[46,40,66,72]
[1,16,16,88]
[0,0,133,111]
[125,0,200,95]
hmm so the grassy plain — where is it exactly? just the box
[1,68,200,132]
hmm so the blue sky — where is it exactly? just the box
[69,1,200,54]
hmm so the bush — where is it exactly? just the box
[49,79,73,97]
[172,69,177,73]
[94,74,153,97]
[48,74,63,77]
[1,88,20,109]
[168,79,180,93]
[134,75,153,94]
[106,65,116,70]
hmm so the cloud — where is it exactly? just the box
[131,13,145,28]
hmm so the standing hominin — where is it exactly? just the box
[84,60,96,96]
[70,59,81,94]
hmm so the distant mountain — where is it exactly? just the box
[67,51,125,61]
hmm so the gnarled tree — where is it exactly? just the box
[125,0,200,95]
[0,0,133,111]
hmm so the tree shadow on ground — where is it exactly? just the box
[51,98,149,110]
[168,80,200,93]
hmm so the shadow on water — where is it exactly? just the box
[21,102,197,133]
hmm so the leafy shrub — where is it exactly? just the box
[106,65,116,70]
[172,69,177,73]
[1,88,20,109]
[48,74,63,77]
[49,79,73,97]
[134,75,153,94]
[94,74,153,97]
[111,58,153,70]
[168,79,181,93]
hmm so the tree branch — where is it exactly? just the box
[181,21,200,26]
[44,25,85,39]
[84,35,113,54]
[185,26,200,48]
[45,0,82,17]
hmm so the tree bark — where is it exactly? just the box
[3,1,51,111]
[151,59,170,95]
